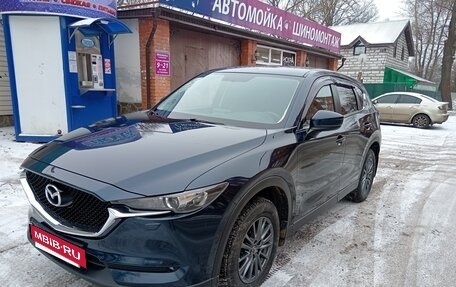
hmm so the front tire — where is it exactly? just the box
[219,197,279,287]
[348,149,376,203]
[412,114,431,128]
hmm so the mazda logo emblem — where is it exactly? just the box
[45,184,72,207]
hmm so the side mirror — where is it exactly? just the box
[310,110,343,131]
[372,100,378,104]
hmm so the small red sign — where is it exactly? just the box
[155,51,170,76]
[30,225,87,268]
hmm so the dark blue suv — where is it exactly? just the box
[21,67,381,287]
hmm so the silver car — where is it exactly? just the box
[372,92,449,128]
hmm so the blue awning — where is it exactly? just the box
[69,18,132,35]
[69,18,131,47]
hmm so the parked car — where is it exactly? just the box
[21,67,381,287]
[372,92,449,128]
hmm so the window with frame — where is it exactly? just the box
[393,44,397,58]
[376,94,399,104]
[354,86,369,109]
[256,46,270,63]
[336,85,359,115]
[256,45,296,66]
[397,95,422,104]
[353,42,366,56]
[306,85,335,121]
[401,46,405,61]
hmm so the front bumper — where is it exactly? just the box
[27,205,222,287]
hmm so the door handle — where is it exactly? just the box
[71,105,86,109]
[336,135,345,146]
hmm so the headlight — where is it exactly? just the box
[113,182,228,214]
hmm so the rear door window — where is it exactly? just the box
[397,95,422,104]
[335,85,359,115]
[376,94,399,104]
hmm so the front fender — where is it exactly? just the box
[207,168,295,282]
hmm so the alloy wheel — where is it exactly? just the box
[413,114,430,128]
[361,154,375,196]
[238,217,274,283]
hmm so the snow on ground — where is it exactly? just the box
[0,128,38,259]
[0,128,90,287]
[1,116,456,286]
[265,116,456,287]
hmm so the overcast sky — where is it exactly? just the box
[374,0,406,21]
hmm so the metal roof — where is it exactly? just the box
[330,20,414,56]
[386,67,435,84]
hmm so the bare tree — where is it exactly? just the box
[314,0,378,26]
[439,0,456,109]
[264,0,282,7]
[266,0,378,26]
[406,0,451,81]
[262,0,305,12]
[452,61,456,92]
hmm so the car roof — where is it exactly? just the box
[373,91,439,102]
[209,66,358,81]
[376,91,424,97]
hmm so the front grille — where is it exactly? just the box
[26,171,110,232]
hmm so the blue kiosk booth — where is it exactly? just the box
[0,1,131,142]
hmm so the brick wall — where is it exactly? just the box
[241,39,257,66]
[337,31,410,83]
[139,19,171,109]
[296,50,307,67]
[337,46,387,83]
[385,32,410,71]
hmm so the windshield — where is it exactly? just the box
[154,72,301,128]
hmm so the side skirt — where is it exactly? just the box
[289,182,357,234]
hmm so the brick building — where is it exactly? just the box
[115,1,342,113]
[331,20,415,83]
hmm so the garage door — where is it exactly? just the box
[308,53,329,69]
[170,27,240,90]
[0,25,12,116]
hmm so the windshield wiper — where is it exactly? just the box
[188,118,225,125]
[148,109,167,118]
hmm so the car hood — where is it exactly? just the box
[27,112,266,196]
